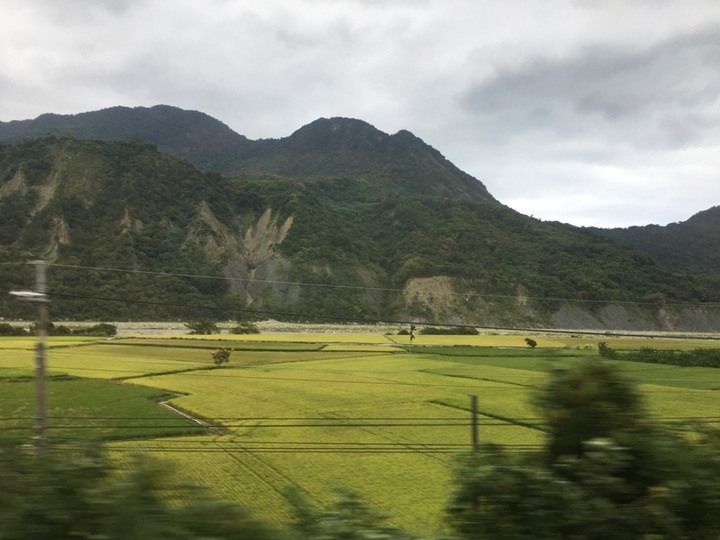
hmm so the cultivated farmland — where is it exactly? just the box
[1,331,719,534]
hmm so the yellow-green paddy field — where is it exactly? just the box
[1,330,719,535]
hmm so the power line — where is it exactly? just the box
[49,263,401,294]
[0,443,545,455]
[30,261,720,308]
[5,282,720,341]
[0,416,451,422]
[14,288,718,339]
[10,364,720,393]
[44,289,482,330]
[2,415,718,425]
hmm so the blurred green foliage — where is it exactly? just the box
[448,361,720,539]
[621,347,720,368]
[0,444,278,539]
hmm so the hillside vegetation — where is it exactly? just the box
[1,111,720,328]
[595,206,720,274]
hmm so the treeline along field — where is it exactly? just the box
[1,332,719,534]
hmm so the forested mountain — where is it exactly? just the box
[228,117,494,201]
[593,206,720,275]
[0,105,493,201]
[0,109,719,330]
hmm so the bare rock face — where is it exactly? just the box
[120,207,143,233]
[550,306,603,329]
[0,168,61,216]
[400,277,720,332]
[596,305,655,331]
[46,216,70,259]
[0,169,29,199]
[404,276,456,316]
[663,306,720,332]
[401,276,487,325]
[184,202,297,307]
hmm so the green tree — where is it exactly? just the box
[0,323,29,336]
[230,321,260,334]
[185,319,219,335]
[75,322,118,336]
[212,348,230,366]
[447,361,720,539]
[524,338,537,348]
[535,361,643,461]
[598,341,617,358]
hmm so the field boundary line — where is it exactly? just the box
[157,401,224,434]
[101,340,325,352]
[112,365,218,381]
[429,399,546,432]
[422,370,540,389]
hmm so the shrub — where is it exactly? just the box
[418,326,479,335]
[48,322,73,336]
[230,322,260,334]
[185,320,219,335]
[212,348,231,366]
[621,347,720,368]
[74,323,118,337]
[598,341,617,358]
[0,323,29,336]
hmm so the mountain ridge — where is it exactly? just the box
[0,105,250,171]
[0,105,494,202]
[1,105,719,330]
[592,206,720,275]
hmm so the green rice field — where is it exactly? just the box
[1,331,719,534]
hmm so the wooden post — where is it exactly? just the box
[470,394,478,451]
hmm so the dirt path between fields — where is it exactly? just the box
[158,400,225,435]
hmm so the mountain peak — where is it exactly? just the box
[287,117,388,149]
[0,105,495,201]
[296,116,381,132]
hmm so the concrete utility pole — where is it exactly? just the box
[9,260,48,443]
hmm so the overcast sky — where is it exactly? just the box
[1,0,718,227]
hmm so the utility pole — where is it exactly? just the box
[33,260,48,442]
[10,260,48,443]
[470,394,478,451]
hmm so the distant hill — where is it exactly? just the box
[0,105,494,202]
[0,105,250,171]
[1,135,719,330]
[594,206,720,275]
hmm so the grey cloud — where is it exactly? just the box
[2,0,719,227]
[38,0,135,25]
[460,26,720,150]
